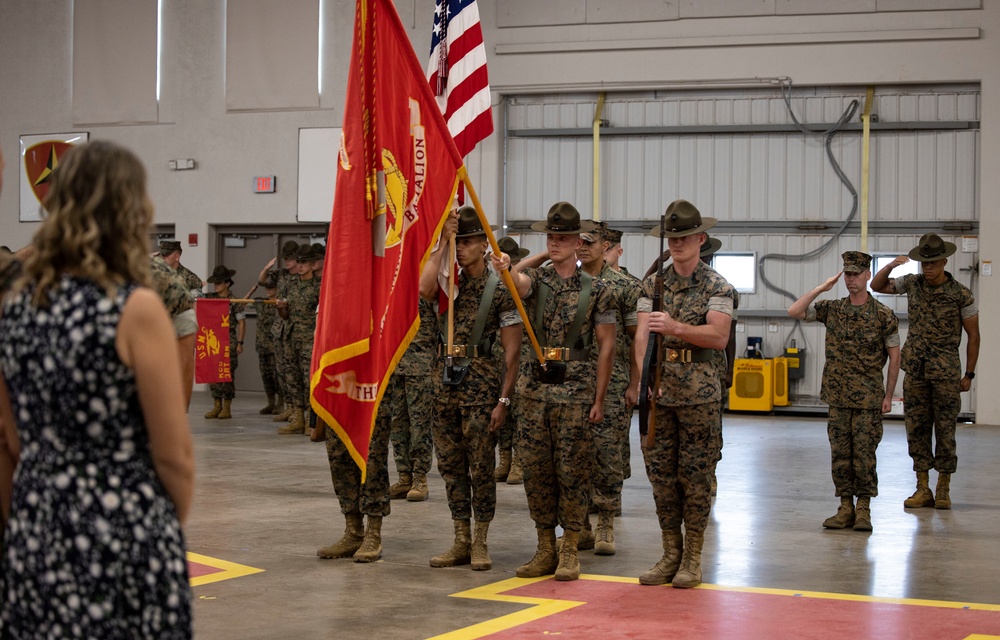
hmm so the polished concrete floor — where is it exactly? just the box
[187,391,1000,639]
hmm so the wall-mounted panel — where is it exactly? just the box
[587,0,679,24]
[496,0,586,28]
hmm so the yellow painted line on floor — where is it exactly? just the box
[425,576,585,640]
[187,552,265,587]
[428,573,1000,639]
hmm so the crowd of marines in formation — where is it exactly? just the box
[0,193,976,589]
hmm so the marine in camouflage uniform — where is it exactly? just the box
[423,208,522,571]
[252,274,281,414]
[158,240,202,295]
[495,202,616,582]
[577,223,640,555]
[871,233,979,510]
[150,255,197,408]
[276,244,321,434]
[633,201,735,589]
[386,297,437,501]
[269,242,300,424]
[316,401,392,563]
[0,251,21,294]
[203,265,246,418]
[791,252,900,532]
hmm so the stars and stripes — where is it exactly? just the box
[426,0,493,158]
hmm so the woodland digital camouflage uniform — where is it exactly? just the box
[387,297,437,478]
[205,291,246,400]
[286,274,321,410]
[322,409,392,518]
[434,270,520,522]
[638,261,734,534]
[517,265,614,533]
[253,297,280,400]
[272,267,297,410]
[589,263,640,514]
[150,256,195,337]
[176,262,203,293]
[890,272,977,474]
[806,295,899,497]
[616,267,642,479]
[709,291,739,471]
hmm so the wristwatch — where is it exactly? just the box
[237,341,245,345]
[498,397,511,407]
[964,371,975,379]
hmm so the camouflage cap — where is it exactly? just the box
[841,251,872,274]
[281,240,300,259]
[159,240,182,256]
[604,228,623,244]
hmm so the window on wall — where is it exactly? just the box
[871,254,920,292]
[225,0,320,111]
[73,0,158,125]
[711,253,755,294]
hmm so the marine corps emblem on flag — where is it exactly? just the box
[23,141,75,205]
[195,299,233,383]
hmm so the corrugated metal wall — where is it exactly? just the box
[501,84,980,412]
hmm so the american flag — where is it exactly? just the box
[427,0,494,158]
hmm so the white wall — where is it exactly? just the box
[1,0,997,420]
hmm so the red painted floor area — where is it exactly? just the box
[187,560,223,579]
[483,578,1000,640]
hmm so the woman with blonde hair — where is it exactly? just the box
[0,140,194,637]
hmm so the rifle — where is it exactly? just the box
[638,214,665,448]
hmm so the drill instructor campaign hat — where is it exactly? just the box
[908,233,957,262]
[529,202,597,235]
[454,205,500,238]
[699,235,723,258]
[497,236,530,260]
[281,240,300,259]
[207,265,237,284]
[648,200,718,238]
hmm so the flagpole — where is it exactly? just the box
[460,173,547,366]
[446,235,456,353]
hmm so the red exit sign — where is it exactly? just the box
[253,176,276,193]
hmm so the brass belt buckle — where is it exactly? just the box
[543,347,563,361]
[448,345,466,357]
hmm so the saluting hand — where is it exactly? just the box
[817,271,843,293]
[889,255,910,269]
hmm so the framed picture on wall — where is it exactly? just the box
[19,132,89,222]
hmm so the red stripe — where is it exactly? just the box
[443,65,489,119]
[452,109,494,157]
[447,23,483,63]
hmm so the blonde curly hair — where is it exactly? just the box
[19,141,153,306]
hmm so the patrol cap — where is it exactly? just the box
[295,245,316,262]
[604,228,624,245]
[159,240,181,256]
[281,240,300,259]
[207,265,237,284]
[529,202,596,235]
[908,233,956,262]
[648,200,717,238]
[497,236,529,260]
[841,251,872,274]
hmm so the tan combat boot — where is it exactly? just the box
[903,471,935,508]
[272,406,293,423]
[218,398,232,419]
[317,512,364,559]
[506,454,523,484]
[554,530,581,581]
[935,473,952,510]
[430,519,472,567]
[672,530,705,589]
[516,528,558,578]
[353,515,383,563]
[854,496,873,531]
[277,408,306,434]
[272,395,285,415]
[579,514,595,550]
[639,528,683,585]
[822,496,856,529]
[389,472,412,500]
[594,511,615,556]
[495,449,512,482]
[259,394,276,415]
[471,521,492,571]
[406,473,429,502]
[204,398,222,419]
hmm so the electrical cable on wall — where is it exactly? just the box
[758,80,861,354]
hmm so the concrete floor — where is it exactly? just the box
[186,391,1000,639]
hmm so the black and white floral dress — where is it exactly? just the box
[0,276,192,638]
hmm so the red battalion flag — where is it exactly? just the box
[427,0,494,159]
[194,299,233,384]
[310,0,466,479]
